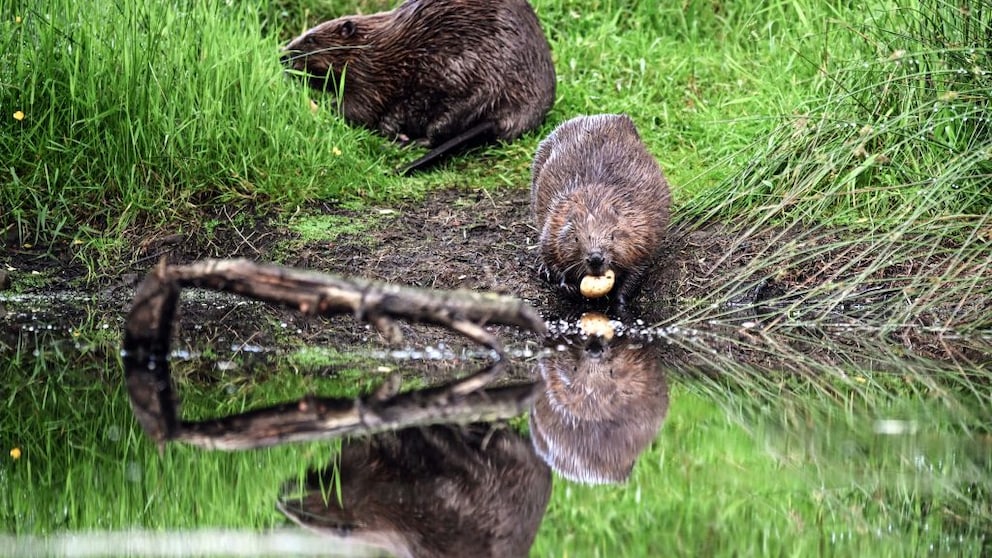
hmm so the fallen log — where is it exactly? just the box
[123,258,545,450]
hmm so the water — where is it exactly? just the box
[1,287,989,556]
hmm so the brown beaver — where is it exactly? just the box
[281,0,557,175]
[531,114,671,309]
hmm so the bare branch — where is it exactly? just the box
[166,258,547,353]
[122,259,544,451]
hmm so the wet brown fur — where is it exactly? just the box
[531,114,671,308]
[282,0,556,161]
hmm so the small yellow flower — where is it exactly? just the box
[10,447,21,460]
[332,146,342,156]
[854,376,867,384]
[13,110,25,121]
[15,16,22,24]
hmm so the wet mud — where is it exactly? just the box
[3,186,987,373]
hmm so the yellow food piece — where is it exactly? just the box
[578,311,615,341]
[579,269,615,298]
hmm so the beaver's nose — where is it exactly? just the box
[586,251,605,271]
[585,337,605,358]
[280,46,307,66]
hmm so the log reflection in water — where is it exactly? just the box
[530,334,669,484]
[277,424,552,558]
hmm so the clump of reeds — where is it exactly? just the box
[688,0,990,230]
[672,0,990,369]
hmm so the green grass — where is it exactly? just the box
[3,0,985,249]
[0,0,407,264]
[2,0,864,268]
[2,0,990,555]
[650,0,992,386]
[683,0,992,229]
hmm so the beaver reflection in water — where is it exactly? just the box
[529,335,669,484]
[281,0,557,175]
[277,424,552,558]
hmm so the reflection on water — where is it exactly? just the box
[530,333,668,484]
[2,288,990,556]
[277,424,551,558]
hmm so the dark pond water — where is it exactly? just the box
[2,282,990,557]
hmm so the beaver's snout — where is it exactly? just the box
[280,48,307,70]
[586,251,606,274]
[585,337,606,358]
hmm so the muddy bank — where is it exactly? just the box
[2,186,989,377]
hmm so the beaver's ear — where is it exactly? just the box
[340,20,356,38]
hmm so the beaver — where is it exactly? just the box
[531,114,671,309]
[281,0,557,175]
[277,424,552,558]
[529,335,669,484]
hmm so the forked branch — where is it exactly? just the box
[123,259,545,450]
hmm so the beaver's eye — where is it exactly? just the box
[302,34,316,46]
[340,20,356,38]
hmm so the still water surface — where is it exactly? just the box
[1,288,989,556]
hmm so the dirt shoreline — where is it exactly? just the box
[2,185,989,372]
